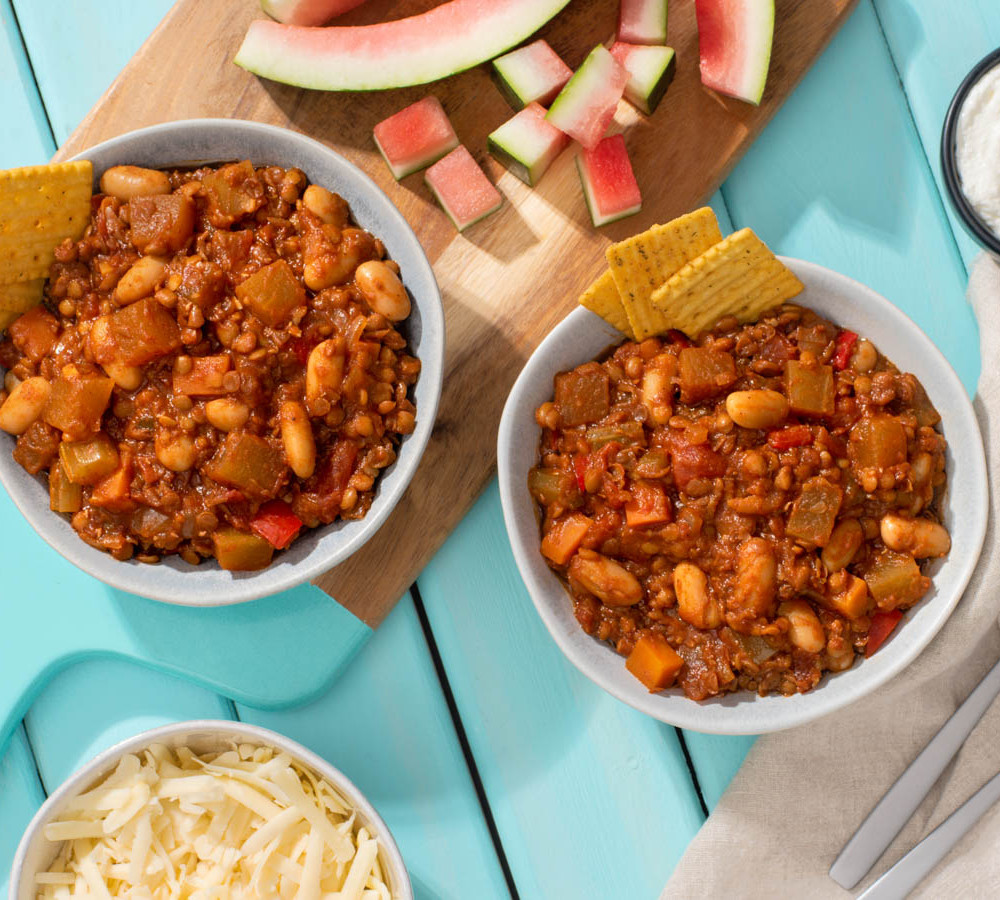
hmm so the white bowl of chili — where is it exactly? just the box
[8,719,413,899]
[0,119,444,605]
[498,258,987,734]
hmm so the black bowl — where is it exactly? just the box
[940,46,1000,261]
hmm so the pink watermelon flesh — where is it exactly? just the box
[262,0,369,26]
[576,134,642,227]
[236,0,574,91]
[373,97,459,180]
[492,39,573,109]
[425,146,503,231]
[546,45,629,149]
[618,0,668,46]
[488,102,570,186]
[696,0,774,105]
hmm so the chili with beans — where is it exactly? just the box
[530,305,949,700]
[0,161,420,570]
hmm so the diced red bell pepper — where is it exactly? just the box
[767,425,813,451]
[250,499,304,550]
[573,454,589,492]
[832,330,858,370]
[865,609,904,657]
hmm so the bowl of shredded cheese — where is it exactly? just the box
[8,720,411,900]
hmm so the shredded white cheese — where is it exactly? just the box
[34,742,397,899]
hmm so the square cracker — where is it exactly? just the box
[0,161,93,285]
[606,207,723,340]
[649,227,804,338]
[0,279,44,332]
[578,269,635,339]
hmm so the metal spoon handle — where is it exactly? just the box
[830,656,1000,889]
[857,768,1000,900]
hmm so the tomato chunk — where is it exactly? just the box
[832,330,858,370]
[767,425,812,450]
[250,499,304,550]
[866,609,903,657]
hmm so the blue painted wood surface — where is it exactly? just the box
[1,1,994,896]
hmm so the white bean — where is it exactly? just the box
[115,256,167,304]
[102,362,143,391]
[354,260,410,322]
[302,185,348,227]
[674,561,721,629]
[306,339,345,403]
[279,400,316,479]
[0,376,50,434]
[779,599,825,653]
[99,165,171,200]
[204,398,250,432]
[725,390,789,429]
[155,430,197,472]
[880,513,950,558]
[568,551,643,607]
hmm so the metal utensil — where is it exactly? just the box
[830,656,1000,889]
[857,768,1000,900]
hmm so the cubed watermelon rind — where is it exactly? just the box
[611,43,677,115]
[491,39,573,110]
[487,103,570,186]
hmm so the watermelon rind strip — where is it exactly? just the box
[236,0,573,91]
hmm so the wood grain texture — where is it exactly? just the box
[52,0,858,625]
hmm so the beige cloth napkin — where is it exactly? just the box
[663,254,1000,899]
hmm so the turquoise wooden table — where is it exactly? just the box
[1,2,996,897]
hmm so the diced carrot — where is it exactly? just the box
[541,514,592,565]
[625,481,671,528]
[626,633,684,691]
[90,449,135,512]
[173,355,231,396]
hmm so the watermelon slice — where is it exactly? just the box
[492,39,573,110]
[235,0,573,91]
[546,45,630,149]
[576,134,641,227]
[262,0,368,26]
[425,146,503,231]
[488,102,570,186]
[695,0,774,105]
[610,42,676,115]
[618,0,669,46]
[373,97,459,180]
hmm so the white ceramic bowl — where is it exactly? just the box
[8,719,413,900]
[498,258,988,734]
[0,119,444,605]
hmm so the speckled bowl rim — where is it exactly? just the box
[7,719,413,900]
[940,46,1000,260]
[498,258,988,735]
[0,119,445,605]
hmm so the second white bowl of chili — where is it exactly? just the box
[498,258,987,734]
[0,119,444,604]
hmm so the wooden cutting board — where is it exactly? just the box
[54,0,858,626]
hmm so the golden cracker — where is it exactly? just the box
[606,207,723,340]
[649,228,804,337]
[578,270,635,339]
[0,161,93,284]
[0,278,44,314]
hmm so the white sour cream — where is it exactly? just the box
[956,61,1000,236]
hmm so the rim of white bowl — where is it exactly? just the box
[497,257,988,734]
[0,119,444,605]
[8,719,413,900]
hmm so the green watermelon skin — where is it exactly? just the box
[236,0,573,91]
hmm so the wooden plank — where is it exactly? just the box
[12,0,174,144]
[416,482,705,898]
[0,0,54,165]
[0,727,45,897]
[43,0,858,628]
[237,597,511,900]
[873,0,1000,270]
[24,660,232,791]
[721,1,979,394]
